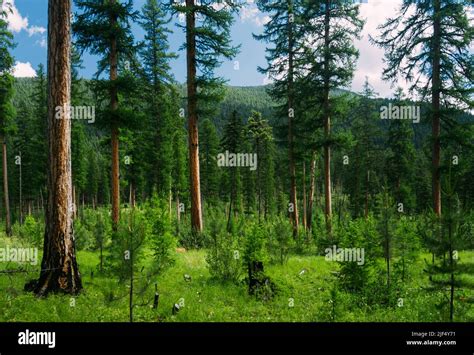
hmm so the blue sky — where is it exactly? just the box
[3,0,473,98]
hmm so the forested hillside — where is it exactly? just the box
[0,0,472,325]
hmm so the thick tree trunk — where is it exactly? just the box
[323,0,332,236]
[432,0,441,217]
[110,0,120,230]
[29,0,82,296]
[287,0,299,237]
[186,0,203,233]
[1,137,11,236]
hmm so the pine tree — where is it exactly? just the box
[221,110,243,228]
[302,0,364,234]
[349,78,382,218]
[372,0,473,217]
[386,88,416,212]
[246,111,273,221]
[138,0,177,198]
[0,4,16,236]
[254,0,305,236]
[28,0,82,296]
[73,0,140,230]
[173,0,240,233]
[200,118,220,204]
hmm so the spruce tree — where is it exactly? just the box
[73,0,140,230]
[302,0,364,234]
[372,0,473,217]
[254,0,305,236]
[173,0,240,233]
[0,3,16,235]
[138,0,177,198]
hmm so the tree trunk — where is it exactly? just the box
[186,0,203,233]
[323,0,332,236]
[307,154,316,231]
[302,161,307,231]
[1,136,11,236]
[432,0,441,217]
[19,151,22,224]
[287,0,299,237]
[72,184,77,219]
[110,0,120,231]
[29,0,82,296]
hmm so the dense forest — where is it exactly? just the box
[0,0,473,323]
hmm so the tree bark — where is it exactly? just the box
[307,154,316,231]
[29,0,82,296]
[323,0,332,236]
[1,136,11,236]
[302,161,307,231]
[110,0,120,231]
[432,0,441,217]
[287,0,299,237]
[186,0,203,233]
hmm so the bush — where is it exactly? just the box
[242,221,268,266]
[145,196,176,274]
[15,215,43,248]
[205,230,243,283]
[267,217,294,264]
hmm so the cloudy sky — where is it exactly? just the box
[2,0,472,99]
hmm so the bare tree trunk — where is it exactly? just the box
[323,0,332,236]
[302,161,307,231]
[186,0,203,233]
[287,0,299,237]
[307,155,316,231]
[364,170,369,219]
[110,0,120,230]
[1,136,11,236]
[19,151,22,224]
[432,0,441,217]
[29,0,82,296]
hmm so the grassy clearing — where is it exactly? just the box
[1,233,473,322]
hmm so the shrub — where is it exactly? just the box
[16,215,43,248]
[145,196,176,274]
[267,217,294,264]
[205,230,243,283]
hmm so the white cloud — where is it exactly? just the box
[2,0,46,36]
[27,25,46,37]
[13,61,37,78]
[2,0,28,33]
[240,3,269,27]
[35,37,47,48]
[351,0,414,98]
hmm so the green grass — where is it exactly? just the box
[1,233,473,322]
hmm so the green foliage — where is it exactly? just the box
[242,222,268,265]
[144,195,176,275]
[205,232,243,283]
[266,217,294,265]
[335,217,379,295]
[14,215,43,248]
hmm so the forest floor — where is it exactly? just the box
[1,234,473,322]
